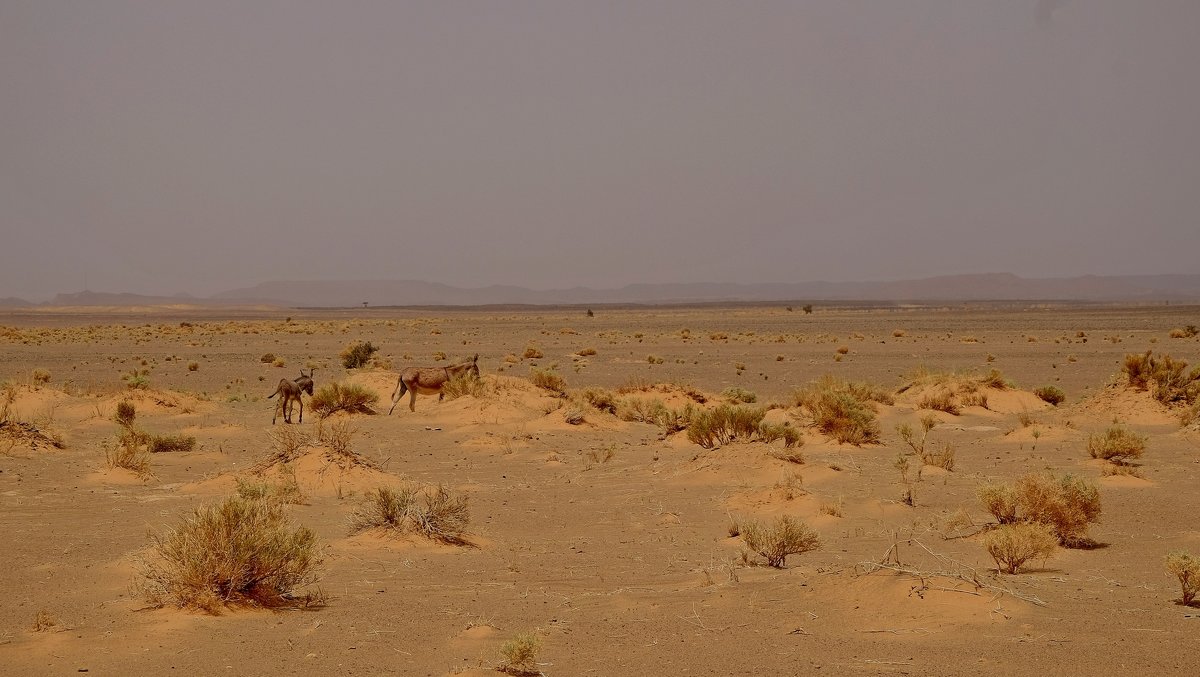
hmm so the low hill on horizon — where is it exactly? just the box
[5,273,1199,308]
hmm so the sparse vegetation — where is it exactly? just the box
[983,523,1057,574]
[309,382,379,418]
[740,515,821,568]
[522,345,544,360]
[236,465,305,505]
[576,347,597,356]
[978,481,1020,524]
[122,368,150,390]
[31,368,50,385]
[339,341,379,369]
[140,496,323,613]
[580,388,617,414]
[441,371,487,401]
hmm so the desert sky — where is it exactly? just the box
[2,1,1198,300]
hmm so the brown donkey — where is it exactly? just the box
[269,368,315,424]
[389,355,479,413]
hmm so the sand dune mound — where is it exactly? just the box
[103,388,203,414]
[895,375,1048,416]
[1076,383,1180,426]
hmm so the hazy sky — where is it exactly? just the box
[2,1,1198,299]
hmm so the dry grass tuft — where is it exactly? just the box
[114,400,137,427]
[309,382,379,418]
[983,523,1057,574]
[148,433,197,454]
[140,496,323,613]
[686,404,766,448]
[920,443,955,471]
[740,515,821,568]
[721,387,758,404]
[528,367,567,396]
[579,388,617,414]
[522,345,544,359]
[918,390,959,415]
[348,484,470,545]
[498,631,543,676]
[237,465,306,505]
[792,376,885,445]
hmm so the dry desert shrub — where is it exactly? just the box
[348,484,470,545]
[1034,385,1066,406]
[579,387,617,414]
[148,433,197,454]
[575,347,597,356]
[498,631,543,676]
[114,400,137,427]
[309,382,379,418]
[122,368,150,390]
[1087,425,1146,464]
[791,376,885,445]
[528,367,567,396]
[522,345,544,360]
[339,341,379,369]
[920,443,956,471]
[1015,472,1102,546]
[30,368,50,385]
[141,496,322,613]
[106,427,153,479]
[1123,351,1200,405]
[1165,552,1200,606]
[30,609,59,632]
[740,515,821,568]
[187,362,199,372]
[563,406,586,424]
[897,414,937,455]
[686,404,766,448]
[983,523,1057,574]
[977,481,1020,524]
[260,353,276,364]
[721,386,758,404]
[1168,325,1198,339]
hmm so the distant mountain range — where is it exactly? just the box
[5,273,1200,308]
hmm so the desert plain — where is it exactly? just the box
[0,302,1198,676]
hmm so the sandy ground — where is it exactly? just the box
[1,303,1198,675]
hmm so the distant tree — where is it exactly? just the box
[802,304,813,314]
[586,309,594,318]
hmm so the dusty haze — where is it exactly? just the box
[2,1,1198,301]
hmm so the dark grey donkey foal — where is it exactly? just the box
[269,368,315,424]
